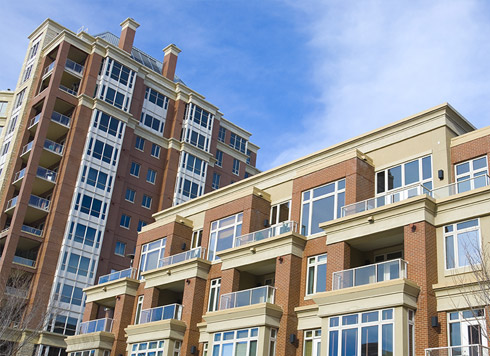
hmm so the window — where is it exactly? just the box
[189,104,213,129]
[173,340,181,356]
[307,254,327,295]
[177,178,202,199]
[408,310,415,356]
[216,150,223,167]
[120,214,131,229]
[208,278,221,312]
[93,111,124,138]
[218,126,226,142]
[99,85,128,111]
[1,142,10,156]
[139,238,166,273]
[151,143,161,158]
[56,283,84,306]
[115,241,126,256]
[212,173,221,190]
[129,340,165,356]
[142,194,152,209]
[28,40,40,61]
[52,314,78,335]
[376,155,432,194]
[87,138,118,165]
[145,87,168,108]
[444,219,481,269]
[140,112,164,133]
[230,133,247,153]
[14,89,26,110]
[232,159,240,175]
[269,329,277,356]
[135,136,145,151]
[304,329,321,356]
[6,115,18,134]
[191,230,203,249]
[61,252,93,278]
[130,162,141,177]
[137,220,147,232]
[447,309,485,348]
[135,295,144,324]
[105,58,135,87]
[208,213,243,260]
[455,156,488,193]
[182,153,206,176]
[246,149,252,165]
[81,166,112,192]
[146,169,157,184]
[22,64,33,83]
[328,309,394,356]
[0,101,8,116]
[301,178,345,236]
[270,201,291,225]
[185,129,209,151]
[212,328,258,356]
[203,343,208,356]
[125,188,136,203]
[68,222,101,248]
[75,194,106,219]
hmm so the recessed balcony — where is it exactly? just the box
[27,114,41,132]
[20,141,34,162]
[78,318,113,335]
[42,61,55,78]
[220,285,275,310]
[51,111,71,128]
[139,304,182,324]
[12,255,36,268]
[41,139,64,167]
[13,166,57,195]
[21,224,43,237]
[5,196,18,214]
[65,58,84,77]
[23,194,50,223]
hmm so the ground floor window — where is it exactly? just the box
[304,329,321,356]
[69,351,109,356]
[448,309,487,348]
[269,329,278,356]
[213,327,259,356]
[130,340,165,356]
[328,309,394,356]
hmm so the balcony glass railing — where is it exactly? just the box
[14,168,26,182]
[425,344,490,356]
[28,114,41,128]
[65,58,84,75]
[332,259,407,290]
[21,225,43,236]
[78,318,113,334]
[21,141,34,156]
[37,166,57,182]
[59,84,78,96]
[43,61,55,76]
[44,139,64,155]
[139,304,182,324]
[6,196,18,210]
[13,255,36,267]
[157,247,206,268]
[341,184,431,217]
[0,227,10,236]
[5,286,28,298]
[431,175,490,200]
[98,267,137,284]
[220,285,275,310]
[235,221,298,247]
[51,111,71,127]
[28,195,50,211]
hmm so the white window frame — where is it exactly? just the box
[270,200,291,225]
[208,278,221,312]
[141,194,152,209]
[191,230,203,249]
[232,159,240,175]
[447,308,487,348]
[208,213,243,261]
[408,310,415,356]
[139,238,166,273]
[129,340,165,356]
[212,327,259,356]
[115,241,126,257]
[303,329,321,356]
[455,156,489,192]
[306,254,327,295]
[444,219,481,270]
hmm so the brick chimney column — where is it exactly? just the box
[162,44,181,81]
[118,18,140,53]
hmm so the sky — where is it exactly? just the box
[1,0,490,171]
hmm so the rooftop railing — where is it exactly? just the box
[28,194,50,211]
[44,139,64,155]
[341,183,431,217]
[220,285,275,310]
[28,114,41,128]
[13,255,36,267]
[65,59,84,75]
[235,221,298,247]
[42,62,55,77]
[425,344,490,356]
[6,196,18,210]
[157,246,206,269]
[139,304,182,324]
[332,258,407,290]
[98,267,137,284]
[21,225,43,236]
[51,111,71,127]
[21,141,34,156]
[78,318,113,334]
[431,175,490,200]
[59,84,78,96]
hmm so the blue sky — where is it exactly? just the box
[2,0,490,171]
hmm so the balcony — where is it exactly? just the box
[158,246,206,268]
[13,168,26,183]
[220,285,275,310]
[21,141,34,158]
[28,114,41,130]
[78,318,113,335]
[0,227,10,237]
[139,304,182,324]
[332,259,407,290]
[13,255,36,267]
[28,195,50,212]
[431,175,490,200]
[51,111,71,127]
[341,183,430,217]
[36,166,57,183]
[65,59,84,76]
[5,196,18,213]
[5,286,28,298]
[13,166,57,194]
[43,139,63,155]
[235,221,298,247]
[425,345,490,356]
[21,225,43,237]
[42,61,55,77]
[59,84,78,96]
[98,267,137,284]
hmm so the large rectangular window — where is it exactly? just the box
[208,213,243,261]
[105,58,135,87]
[68,222,101,248]
[448,309,486,348]
[301,179,345,236]
[306,254,327,295]
[93,111,124,138]
[218,126,226,142]
[455,156,488,193]
[208,278,221,312]
[140,112,164,133]
[212,172,221,190]
[444,219,481,270]
[212,328,258,356]
[328,309,394,356]
[177,177,202,199]
[74,194,107,219]
[61,252,94,278]
[270,201,290,225]
[230,132,247,153]
[129,340,165,356]
[189,104,213,130]
[55,283,84,306]
[304,329,321,356]
[99,85,129,111]
[216,150,223,167]
[232,159,240,175]
[0,101,8,116]
[376,155,432,194]
[87,138,118,165]
[139,238,166,273]
[182,152,206,176]
[81,166,112,192]
[145,87,169,109]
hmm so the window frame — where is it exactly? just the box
[306,254,327,295]
[208,213,243,261]
[444,219,481,270]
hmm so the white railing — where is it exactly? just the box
[78,318,113,334]
[37,166,57,182]
[220,285,275,310]
[28,194,50,211]
[13,255,36,267]
[98,267,137,284]
[13,168,26,182]
[158,247,206,268]
[43,62,55,76]
[5,286,28,298]
[139,304,182,324]
[59,84,78,96]
[425,344,490,356]
[332,259,407,290]
[341,183,431,217]
[431,175,490,200]
[65,58,84,75]
[51,111,71,127]
[235,221,298,247]
[6,196,18,210]
[44,139,64,155]
[21,225,43,236]
[0,227,10,237]
[28,114,41,128]
[21,141,34,156]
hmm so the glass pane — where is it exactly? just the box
[302,202,310,235]
[457,230,480,267]
[473,157,487,170]
[382,310,393,320]
[381,324,393,356]
[404,160,419,185]
[342,329,358,356]
[376,172,385,194]
[343,315,358,325]
[311,196,334,234]
[316,263,327,293]
[313,183,335,198]
[456,162,470,175]
[308,267,315,294]
[387,166,402,190]
[355,265,376,286]
[362,312,378,323]
[235,342,247,356]
[329,330,339,356]
[216,227,235,252]
[361,326,378,356]
[446,235,455,269]
[249,341,257,356]
[422,156,432,180]
[305,340,313,356]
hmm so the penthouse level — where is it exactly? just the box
[71,103,490,356]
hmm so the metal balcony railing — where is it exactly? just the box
[43,62,55,77]
[13,168,26,182]
[139,304,182,324]
[5,286,28,298]
[21,225,43,236]
[51,111,71,127]
[341,183,431,217]
[332,259,408,290]
[431,175,490,200]
[425,344,490,356]
[28,114,41,128]
[36,166,57,182]
[44,139,64,155]
[157,247,206,269]
[21,141,34,156]
[98,267,137,284]
[235,221,298,247]
[65,58,84,75]
[6,196,18,210]
[13,255,36,267]
[59,84,78,96]
[220,285,275,310]
[28,194,50,211]
[78,318,113,334]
